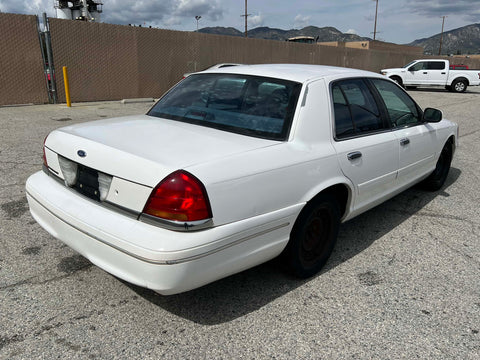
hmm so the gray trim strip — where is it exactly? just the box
[27,190,289,265]
[139,213,213,232]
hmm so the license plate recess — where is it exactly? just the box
[75,165,100,201]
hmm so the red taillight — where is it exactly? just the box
[143,170,212,222]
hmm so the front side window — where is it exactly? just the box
[371,78,420,127]
[402,61,416,69]
[332,79,383,139]
[148,74,302,141]
[409,62,426,71]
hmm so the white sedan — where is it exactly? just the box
[26,64,458,295]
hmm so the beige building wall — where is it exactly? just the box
[319,40,424,55]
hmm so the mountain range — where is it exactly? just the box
[199,26,370,42]
[199,24,480,55]
[408,23,480,55]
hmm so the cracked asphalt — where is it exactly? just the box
[1,88,479,359]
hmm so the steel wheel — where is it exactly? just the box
[421,141,453,191]
[285,193,340,278]
[300,208,332,267]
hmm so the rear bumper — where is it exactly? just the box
[26,171,299,294]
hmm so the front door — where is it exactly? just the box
[405,61,429,85]
[369,78,437,188]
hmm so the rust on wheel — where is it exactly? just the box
[300,209,332,266]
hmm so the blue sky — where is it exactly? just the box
[1,0,480,44]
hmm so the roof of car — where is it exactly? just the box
[201,64,381,83]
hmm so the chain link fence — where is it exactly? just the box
[0,13,48,106]
[2,12,480,106]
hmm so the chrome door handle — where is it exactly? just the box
[400,138,410,146]
[347,151,362,160]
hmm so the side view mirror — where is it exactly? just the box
[408,66,416,72]
[424,108,442,123]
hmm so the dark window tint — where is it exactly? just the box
[371,78,420,127]
[148,74,301,140]
[332,79,383,139]
[332,85,354,137]
[427,61,445,70]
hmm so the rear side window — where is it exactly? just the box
[148,74,301,141]
[427,61,445,70]
[332,79,383,139]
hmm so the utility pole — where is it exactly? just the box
[373,0,379,41]
[195,15,201,31]
[439,16,447,55]
[241,0,250,38]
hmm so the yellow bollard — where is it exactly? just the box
[63,66,71,107]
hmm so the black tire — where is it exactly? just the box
[452,79,467,93]
[390,76,403,88]
[285,193,340,278]
[421,141,453,191]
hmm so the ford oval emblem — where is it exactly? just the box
[77,150,87,158]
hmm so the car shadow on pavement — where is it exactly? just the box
[125,167,461,325]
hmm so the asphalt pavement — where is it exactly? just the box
[1,89,479,359]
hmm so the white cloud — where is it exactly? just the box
[294,14,311,29]
[0,0,55,16]
[346,29,358,35]
[174,0,223,21]
[0,0,225,28]
[249,13,264,28]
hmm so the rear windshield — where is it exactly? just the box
[148,74,302,140]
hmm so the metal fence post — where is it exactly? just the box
[43,13,57,104]
[36,16,53,103]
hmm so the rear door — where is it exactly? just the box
[425,61,448,85]
[331,79,398,212]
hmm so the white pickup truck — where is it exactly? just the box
[381,59,480,92]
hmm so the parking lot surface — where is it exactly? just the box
[1,89,479,359]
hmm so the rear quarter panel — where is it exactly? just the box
[447,70,480,85]
[186,78,353,226]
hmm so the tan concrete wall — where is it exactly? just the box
[452,54,480,60]
[0,13,48,106]
[49,19,445,103]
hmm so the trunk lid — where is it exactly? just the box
[46,115,279,187]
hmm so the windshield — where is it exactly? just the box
[148,74,302,141]
[402,61,416,68]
